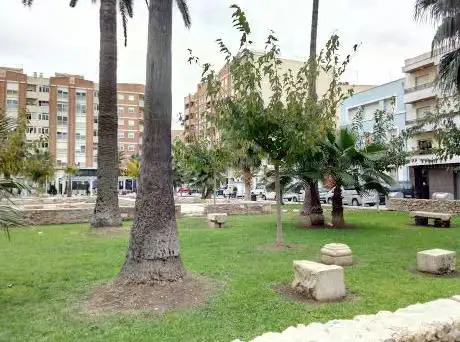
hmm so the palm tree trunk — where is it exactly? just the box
[242,166,252,201]
[274,162,284,246]
[331,184,345,227]
[301,182,312,226]
[118,0,185,284]
[308,0,320,100]
[91,0,122,228]
[310,181,324,226]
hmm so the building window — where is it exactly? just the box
[418,139,433,151]
[57,132,68,140]
[93,130,98,137]
[128,132,135,139]
[76,90,86,102]
[415,74,431,86]
[128,107,135,113]
[76,103,87,114]
[94,117,98,124]
[128,145,135,151]
[39,85,50,93]
[416,106,431,119]
[119,145,124,151]
[57,115,68,126]
[28,127,36,134]
[118,106,124,113]
[39,100,49,107]
[128,120,135,127]
[128,95,135,101]
[118,119,124,126]
[57,88,69,101]
[7,99,18,109]
[57,102,69,113]
[119,132,125,139]
[27,84,36,92]
[94,90,99,98]
[38,113,49,121]
[93,103,99,111]
[6,82,18,96]
[118,94,124,100]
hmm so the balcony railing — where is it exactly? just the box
[404,82,435,94]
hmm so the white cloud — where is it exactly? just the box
[0,0,436,128]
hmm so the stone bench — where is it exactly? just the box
[417,248,456,275]
[410,211,451,228]
[292,260,345,301]
[207,213,227,228]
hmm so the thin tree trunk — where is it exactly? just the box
[331,184,345,227]
[274,162,284,246]
[118,0,185,284]
[310,181,324,226]
[91,0,122,228]
[308,0,319,100]
[67,176,72,197]
[242,166,252,201]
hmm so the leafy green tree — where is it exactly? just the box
[0,110,28,179]
[321,129,393,227]
[119,0,192,284]
[125,159,140,178]
[25,146,55,194]
[415,0,460,93]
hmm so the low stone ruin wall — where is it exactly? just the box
[388,198,460,215]
[233,296,460,342]
[204,203,272,216]
[19,205,181,226]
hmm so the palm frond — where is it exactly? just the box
[175,0,191,28]
[21,0,34,6]
[119,0,134,46]
[437,48,460,93]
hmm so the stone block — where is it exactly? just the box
[292,260,346,301]
[207,213,227,228]
[417,248,456,275]
[320,243,353,266]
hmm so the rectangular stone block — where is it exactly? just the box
[417,249,456,275]
[292,260,345,301]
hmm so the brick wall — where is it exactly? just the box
[388,198,460,215]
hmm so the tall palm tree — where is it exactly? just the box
[118,0,191,284]
[322,129,393,227]
[415,0,460,94]
[308,0,319,100]
[23,0,133,227]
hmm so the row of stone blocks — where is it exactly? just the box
[233,296,460,342]
[293,246,456,302]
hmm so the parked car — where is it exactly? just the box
[319,187,329,203]
[389,181,414,198]
[283,189,305,202]
[325,187,378,206]
[251,183,266,198]
[215,185,228,197]
[225,183,245,198]
[178,186,192,196]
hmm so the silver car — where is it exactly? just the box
[326,187,378,206]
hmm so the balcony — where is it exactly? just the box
[404,83,437,104]
[405,118,436,133]
[403,52,435,73]
[27,90,37,98]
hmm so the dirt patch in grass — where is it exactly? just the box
[256,243,304,252]
[273,283,359,305]
[86,273,218,315]
[408,267,460,279]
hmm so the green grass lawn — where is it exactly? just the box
[1,211,459,342]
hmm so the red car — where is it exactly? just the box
[178,187,192,196]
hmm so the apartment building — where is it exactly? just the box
[0,66,145,172]
[403,52,460,199]
[339,78,409,182]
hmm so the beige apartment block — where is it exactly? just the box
[403,51,460,199]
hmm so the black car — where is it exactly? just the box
[389,181,414,198]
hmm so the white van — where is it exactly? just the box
[325,187,378,206]
[225,183,245,198]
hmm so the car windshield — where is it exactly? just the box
[391,182,412,190]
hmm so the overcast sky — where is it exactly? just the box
[1,0,436,128]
